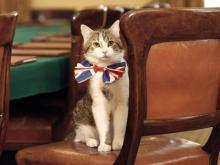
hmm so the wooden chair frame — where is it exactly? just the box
[115,8,220,165]
[0,12,18,154]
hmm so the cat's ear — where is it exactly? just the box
[109,20,120,38]
[81,24,94,42]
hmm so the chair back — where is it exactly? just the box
[0,12,18,154]
[147,40,220,119]
[115,8,220,165]
[32,9,75,23]
[70,6,127,102]
[105,7,125,28]
[70,8,106,104]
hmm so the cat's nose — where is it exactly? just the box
[103,51,107,55]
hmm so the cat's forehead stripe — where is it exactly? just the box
[101,30,110,41]
[83,28,123,52]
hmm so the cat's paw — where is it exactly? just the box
[74,138,81,143]
[112,139,123,150]
[98,144,111,152]
[86,138,98,148]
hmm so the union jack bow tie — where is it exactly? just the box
[74,60,126,84]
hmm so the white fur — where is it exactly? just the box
[74,124,99,147]
[81,24,94,43]
[75,20,129,152]
[84,34,124,66]
[109,20,120,38]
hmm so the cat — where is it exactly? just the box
[65,20,129,152]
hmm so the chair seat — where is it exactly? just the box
[4,109,59,150]
[15,135,209,165]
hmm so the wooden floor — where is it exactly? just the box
[168,128,220,165]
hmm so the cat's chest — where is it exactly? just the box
[90,72,115,90]
[91,72,104,84]
[90,72,118,99]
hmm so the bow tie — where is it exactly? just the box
[74,60,126,84]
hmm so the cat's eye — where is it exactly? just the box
[108,41,114,47]
[93,42,100,47]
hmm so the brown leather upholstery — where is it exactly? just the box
[16,136,209,165]
[4,109,59,150]
[4,90,66,150]
[147,40,220,119]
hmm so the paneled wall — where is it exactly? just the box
[31,0,151,10]
[0,0,31,23]
[30,0,204,10]
[0,0,204,23]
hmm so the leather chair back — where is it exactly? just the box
[147,40,220,119]
[116,8,220,165]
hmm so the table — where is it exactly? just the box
[10,22,70,100]
[14,22,70,43]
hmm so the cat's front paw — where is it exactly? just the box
[112,139,123,150]
[98,143,111,152]
[86,138,98,148]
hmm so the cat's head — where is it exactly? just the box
[81,20,124,66]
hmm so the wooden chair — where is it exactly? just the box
[0,12,18,155]
[142,2,171,8]
[15,8,220,165]
[31,9,75,23]
[116,8,220,165]
[105,6,125,28]
[5,91,66,150]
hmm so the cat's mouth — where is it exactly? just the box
[101,56,108,60]
[100,55,110,61]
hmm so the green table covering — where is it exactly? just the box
[14,22,70,43]
[10,22,70,100]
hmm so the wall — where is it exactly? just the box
[204,0,220,7]
[31,0,152,10]
[0,0,31,23]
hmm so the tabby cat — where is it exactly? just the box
[65,20,129,152]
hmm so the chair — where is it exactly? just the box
[5,91,66,150]
[142,2,171,8]
[105,6,125,28]
[31,9,75,23]
[15,8,220,165]
[0,12,18,155]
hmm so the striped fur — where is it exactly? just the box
[65,20,129,152]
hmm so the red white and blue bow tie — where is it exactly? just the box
[74,60,126,84]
